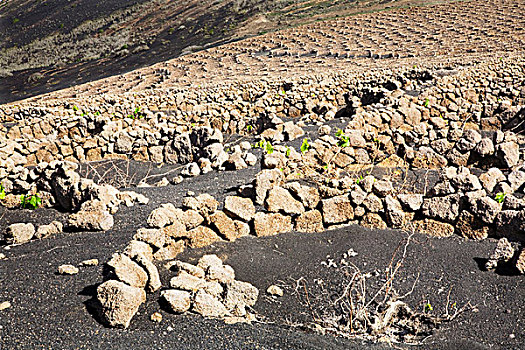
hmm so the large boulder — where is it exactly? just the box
[107,253,148,288]
[68,209,114,231]
[421,194,460,223]
[96,280,146,328]
[223,196,256,222]
[321,195,354,224]
[161,290,192,313]
[253,212,292,237]
[254,169,284,205]
[265,186,305,215]
[4,223,35,244]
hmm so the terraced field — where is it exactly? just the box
[1,0,525,349]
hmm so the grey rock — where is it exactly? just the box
[372,180,394,196]
[362,193,383,213]
[479,168,506,193]
[421,194,460,223]
[147,203,180,228]
[475,138,494,157]
[397,194,424,211]
[224,280,259,317]
[496,141,520,168]
[284,182,320,209]
[485,238,517,270]
[170,271,205,292]
[473,196,502,224]
[181,162,201,177]
[35,221,63,239]
[57,264,79,275]
[134,253,162,293]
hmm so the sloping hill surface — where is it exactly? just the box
[0,0,454,103]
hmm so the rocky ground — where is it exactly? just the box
[1,0,525,349]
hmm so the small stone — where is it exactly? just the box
[124,240,154,261]
[150,312,163,322]
[479,168,506,193]
[207,264,235,284]
[57,264,79,275]
[224,280,259,316]
[473,197,502,225]
[147,203,180,228]
[411,219,454,237]
[244,152,257,166]
[80,259,99,266]
[295,210,324,233]
[187,226,222,248]
[153,240,185,261]
[284,182,320,209]
[267,285,284,297]
[133,228,166,249]
[134,253,162,293]
[360,213,387,229]
[384,195,414,228]
[496,142,520,168]
[166,260,205,278]
[35,221,63,239]
[516,249,525,274]
[486,238,516,270]
[161,289,192,313]
[372,180,394,196]
[202,281,224,297]
[0,301,11,311]
[397,194,424,211]
[254,169,284,205]
[456,211,490,240]
[208,210,247,241]
[421,194,460,223]
[182,194,219,217]
[181,162,201,177]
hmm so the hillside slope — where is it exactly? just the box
[0,0,452,103]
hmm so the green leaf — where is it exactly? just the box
[265,141,274,154]
[424,303,433,313]
[300,138,310,154]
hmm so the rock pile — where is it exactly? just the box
[0,161,149,245]
[163,255,258,320]
[2,221,63,245]
[96,250,258,328]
